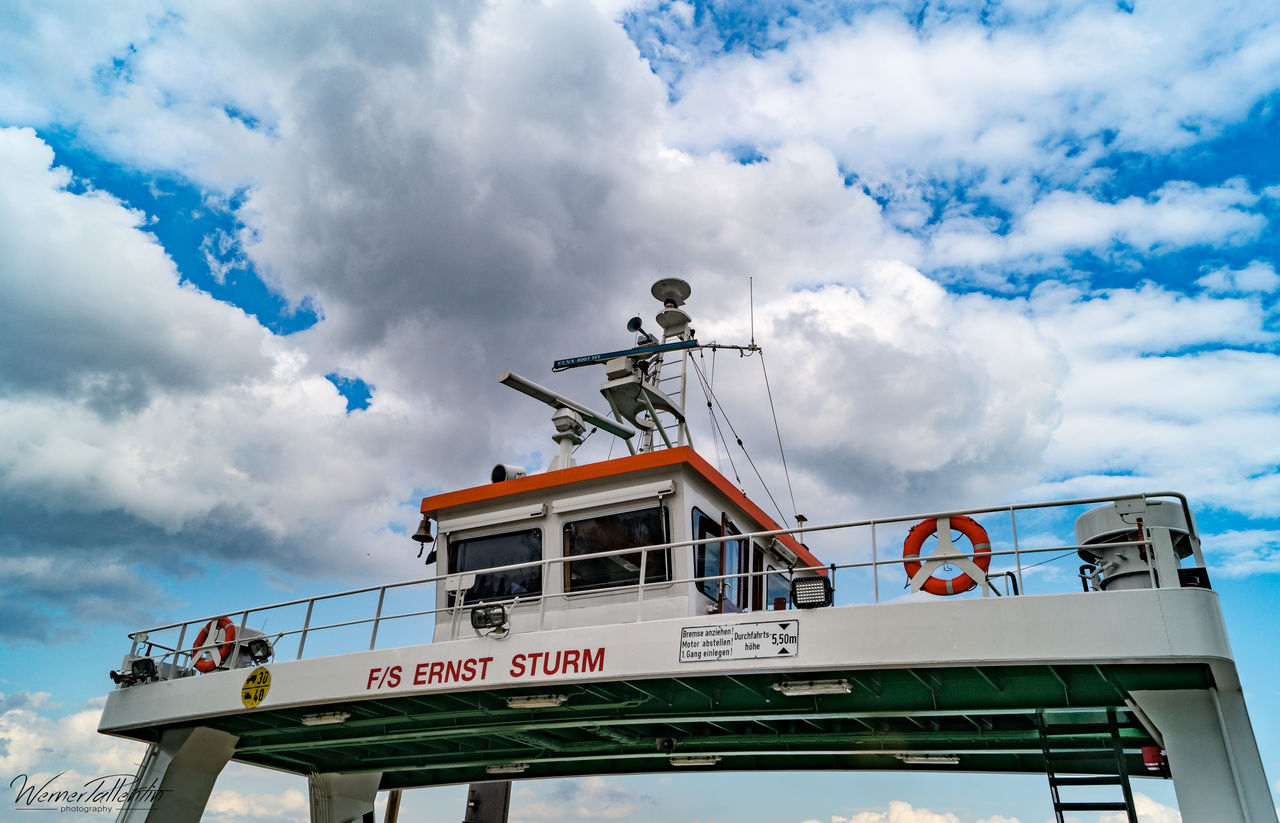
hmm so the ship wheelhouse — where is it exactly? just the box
[425,446,825,642]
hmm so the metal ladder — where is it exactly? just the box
[1038,709,1138,823]
[644,346,689,450]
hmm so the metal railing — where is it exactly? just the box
[117,492,1203,682]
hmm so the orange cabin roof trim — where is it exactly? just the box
[420,446,826,574]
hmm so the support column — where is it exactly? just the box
[308,771,383,823]
[1130,688,1277,823]
[463,781,512,823]
[116,726,238,823]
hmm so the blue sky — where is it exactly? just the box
[1,0,1278,821]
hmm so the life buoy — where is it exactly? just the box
[193,616,236,673]
[902,515,992,596]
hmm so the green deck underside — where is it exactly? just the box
[126,663,1209,789]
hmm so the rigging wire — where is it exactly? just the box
[689,355,790,527]
[759,351,799,525]
[696,348,742,486]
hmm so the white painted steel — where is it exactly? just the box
[550,480,674,515]
[114,727,236,823]
[1131,688,1278,823]
[100,587,1232,733]
[307,771,382,823]
[438,503,546,534]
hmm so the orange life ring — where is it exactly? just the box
[193,616,236,673]
[902,515,992,596]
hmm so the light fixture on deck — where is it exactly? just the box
[790,576,834,609]
[669,755,721,767]
[505,693,568,709]
[771,679,851,697]
[486,763,530,775]
[471,604,510,636]
[897,754,960,766]
[299,711,351,727]
[245,637,273,664]
[109,657,159,686]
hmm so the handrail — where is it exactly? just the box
[118,492,1195,680]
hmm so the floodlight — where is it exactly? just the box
[790,576,833,609]
[246,637,273,664]
[471,604,509,632]
[669,755,721,767]
[130,657,159,682]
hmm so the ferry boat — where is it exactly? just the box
[98,279,1277,823]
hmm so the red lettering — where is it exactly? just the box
[509,654,526,678]
[461,659,477,681]
[413,662,429,686]
[444,660,462,682]
[563,649,581,673]
[583,647,604,672]
[386,665,401,688]
[367,667,382,689]
[428,661,445,684]
[478,656,493,679]
[544,650,562,675]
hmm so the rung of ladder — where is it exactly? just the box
[1050,775,1123,786]
[1056,802,1129,812]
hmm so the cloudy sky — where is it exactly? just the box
[1,0,1278,820]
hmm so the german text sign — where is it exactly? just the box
[679,620,798,662]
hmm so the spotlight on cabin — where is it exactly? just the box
[471,604,509,632]
[131,657,158,681]
[491,464,527,483]
[246,637,273,664]
[110,657,159,686]
[790,576,833,609]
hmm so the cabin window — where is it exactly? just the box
[766,564,790,609]
[750,543,766,611]
[446,528,542,605]
[563,506,669,592]
[692,508,746,609]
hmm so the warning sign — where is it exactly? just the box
[241,667,271,708]
[679,620,798,662]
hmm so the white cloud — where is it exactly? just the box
[512,776,651,822]
[1101,792,1182,823]
[666,3,1280,190]
[1197,260,1280,294]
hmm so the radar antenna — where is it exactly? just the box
[498,371,635,470]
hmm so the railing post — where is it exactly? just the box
[297,600,315,660]
[370,589,387,650]
[636,547,649,623]
[871,522,879,604]
[1009,507,1024,594]
[174,623,189,675]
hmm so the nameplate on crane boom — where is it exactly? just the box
[679,620,798,662]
